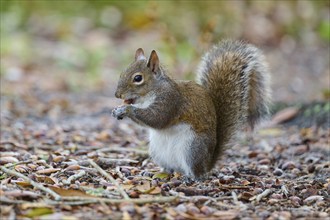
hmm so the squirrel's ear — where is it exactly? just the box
[147,50,159,73]
[135,48,146,61]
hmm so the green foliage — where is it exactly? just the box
[318,21,330,41]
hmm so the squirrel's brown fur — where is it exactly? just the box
[112,40,271,178]
[197,40,271,168]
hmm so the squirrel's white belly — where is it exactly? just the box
[148,123,195,175]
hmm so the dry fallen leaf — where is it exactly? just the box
[149,186,162,195]
[0,156,19,165]
[3,190,41,199]
[47,186,96,198]
[14,181,33,188]
[271,107,299,124]
[24,207,54,218]
[213,210,238,219]
[135,180,151,193]
[36,168,61,175]
[35,175,57,184]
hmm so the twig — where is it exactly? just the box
[231,191,238,204]
[1,195,178,205]
[63,170,86,185]
[88,159,130,200]
[219,184,251,190]
[215,201,239,209]
[97,147,148,155]
[96,157,139,166]
[99,157,139,163]
[169,190,217,203]
[0,141,27,149]
[77,166,98,174]
[281,185,289,197]
[4,160,33,168]
[63,158,139,167]
[231,191,248,210]
[253,188,272,203]
[0,166,61,201]
[60,195,177,204]
[215,196,234,201]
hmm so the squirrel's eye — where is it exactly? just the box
[133,75,143,83]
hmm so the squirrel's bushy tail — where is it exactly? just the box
[196,40,271,167]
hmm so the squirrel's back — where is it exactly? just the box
[197,40,271,166]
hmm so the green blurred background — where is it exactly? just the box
[1,0,329,102]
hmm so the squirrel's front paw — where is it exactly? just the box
[112,106,129,120]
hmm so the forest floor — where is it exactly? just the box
[1,87,329,220]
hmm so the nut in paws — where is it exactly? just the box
[112,106,128,120]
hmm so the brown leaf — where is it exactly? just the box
[135,180,151,193]
[281,161,296,170]
[241,180,251,186]
[186,203,200,215]
[271,107,299,124]
[240,191,254,201]
[149,186,161,195]
[14,165,31,173]
[213,210,238,219]
[290,196,302,206]
[294,145,309,155]
[0,156,19,165]
[47,186,96,198]
[96,130,111,141]
[14,181,32,188]
[122,184,135,190]
[35,175,57,184]
[3,190,41,199]
[21,203,52,209]
[304,195,323,205]
[27,164,38,170]
[53,156,66,163]
[36,168,61,175]
[128,191,140,198]
[200,206,214,216]
[65,165,81,171]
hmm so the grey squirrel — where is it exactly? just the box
[112,40,271,178]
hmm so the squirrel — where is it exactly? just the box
[112,40,271,178]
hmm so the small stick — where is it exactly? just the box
[0,141,27,149]
[231,191,238,204]
[219,184,251,190]
[63,170,86,185]
[0,195,178,205]
[281,185,289,197]
[98,158,139,163]
[97,147,148,155]
[4,160,33,168]
[88,159,130,200]
[0,166,61,201]
[63,158,139,167]
[169,190,217,203]
[215,196,234,201]
[231,191,248,210]
[214,201,238,209]
[255,188,272,203]
[60,195,177,204]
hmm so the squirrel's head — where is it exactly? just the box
[115,48,162,105]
